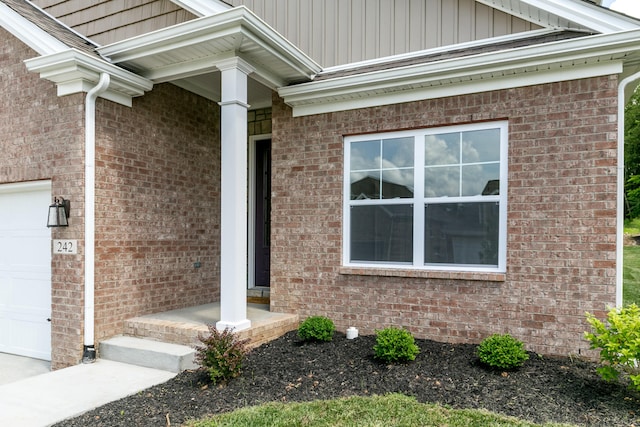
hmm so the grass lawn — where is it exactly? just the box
[623,218,640,306]
[624,244,640,306]
[186,394,572,427]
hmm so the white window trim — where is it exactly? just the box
[343,121,508,273]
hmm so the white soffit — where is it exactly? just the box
[25,49,153,107]
[0,2,67,55]
[475,0,640,33]
[279,29,640,117]
[97,6,321,89]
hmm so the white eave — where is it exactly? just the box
[279,29,640,117]
[475,0,640,33]
[1,1,152,106]
[25,49,153,107]
[97,6,321,90]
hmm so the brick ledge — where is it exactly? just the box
[339,266,506,282]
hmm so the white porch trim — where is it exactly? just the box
[216,57,255,332]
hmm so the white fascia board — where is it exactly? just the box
[0,2,68,55]
[476,0,640,33]
[289,61,622,117]
[279,29,640,117]
[25,49,153,106]
[170,0,231,17]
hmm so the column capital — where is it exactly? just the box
[216,56,255,76]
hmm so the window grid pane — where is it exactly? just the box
[424,202,499,266]
[346,122,505,270]
[351,205,413,262]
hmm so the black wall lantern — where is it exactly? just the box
[47,197,70,227]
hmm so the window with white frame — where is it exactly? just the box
[343,121,507,272]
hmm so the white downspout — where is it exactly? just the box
[83,72,110,363]
[617,72,640,308]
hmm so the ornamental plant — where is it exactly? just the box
[373,326,420,363]
[298,316,335,342]
[477,333,529,370]
[194,325,250,385]
[585,304,640,391]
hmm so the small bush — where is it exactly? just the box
[298,316,335,342]
[477,334,529,370]
[585,304,640,391]
[373,326,420,363]
[194,325,250,385]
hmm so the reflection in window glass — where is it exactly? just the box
[350,140,380,170]
[382,170,413,198]
[351,171,380,200]
[351,205,413,262]
[425,133,459,166]
[425,166,459,197]
[383,137,414,167]
[461,129,500,163]
[424,202,499,266]
[461,163,500,196]
[350,137,414,200]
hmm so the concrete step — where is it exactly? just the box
[99,336,198,373]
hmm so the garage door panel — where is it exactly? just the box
[0,182,51,360]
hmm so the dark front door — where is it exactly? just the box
[254,139,271,287]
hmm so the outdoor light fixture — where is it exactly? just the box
[47,197,70,227]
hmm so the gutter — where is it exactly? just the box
[82,72,111,363]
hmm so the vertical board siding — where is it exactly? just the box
[230,0,538,67]
[32,0,538,65]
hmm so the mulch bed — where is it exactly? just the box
[54,330,640,426]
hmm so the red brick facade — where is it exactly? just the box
[1,29,222,368]
[93,83,221,348]
[270,76,618,357]
[1,29,86,369]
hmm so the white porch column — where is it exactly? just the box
[216,57,254,332]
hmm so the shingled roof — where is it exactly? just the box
[314,30,592,81]
[2,0,100,57]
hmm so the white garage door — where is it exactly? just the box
[0,181,51,360]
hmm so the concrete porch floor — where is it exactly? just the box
[121,303,299,350]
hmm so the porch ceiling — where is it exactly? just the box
[97,6,321,107]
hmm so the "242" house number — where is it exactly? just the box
[53,239,78,254]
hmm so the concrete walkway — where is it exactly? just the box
[0,358,176,427]
[0,353,50,385]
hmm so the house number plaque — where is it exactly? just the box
[53,239,78,254]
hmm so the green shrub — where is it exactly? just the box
[477,334,529,370]
[194,325,250,385]
[298,316,335,342]
[373,326,420,363]
[585,304,640,391]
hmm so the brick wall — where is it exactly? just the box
[0,28,86,369]
[270,76,618,358]
[2,29,221,367]
[94,83,221,345]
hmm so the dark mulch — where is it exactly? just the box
[55,331,640,427]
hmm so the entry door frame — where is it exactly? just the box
[248,134,272,289]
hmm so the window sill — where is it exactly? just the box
[339,266,506,282]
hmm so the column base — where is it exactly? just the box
[216,319,251,332]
